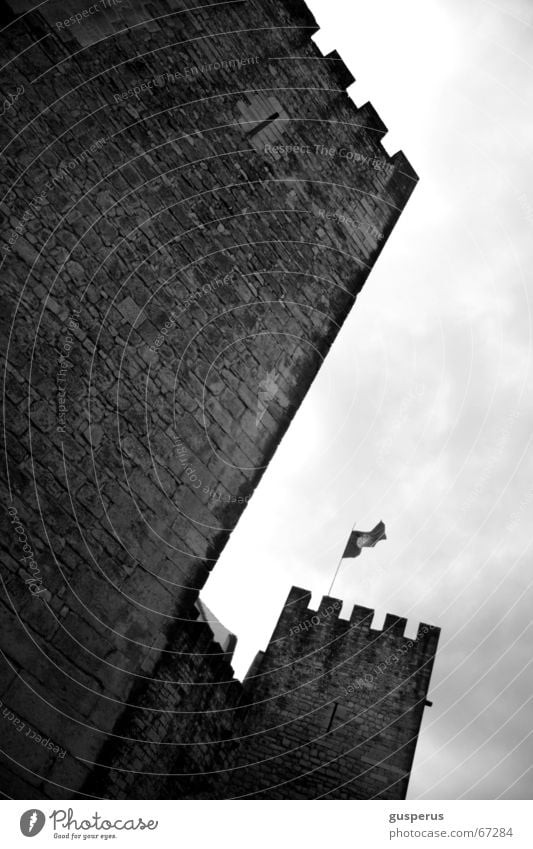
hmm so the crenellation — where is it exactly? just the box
[383,613,409,638]
[350,603,376,628]
[324,49,356,90]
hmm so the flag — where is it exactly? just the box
[342,520,386,558]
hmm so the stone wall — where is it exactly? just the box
[85,586,439,799]
[84,610,243,800]
[0,0,418,797]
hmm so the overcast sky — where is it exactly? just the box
[203,0,533,800]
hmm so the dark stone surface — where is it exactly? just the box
[1,0,421,798]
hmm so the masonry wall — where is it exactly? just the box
[222,587,440,800]
[87,585,439,800]
[83,611,244,800]
[0,0,418,798]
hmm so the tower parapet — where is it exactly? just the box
[225,586,440,799]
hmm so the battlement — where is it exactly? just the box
[274,586,440,656]
[3,0,417,232]
[323,49,356,89]
[278,0,320,33]
[224,586,440,799]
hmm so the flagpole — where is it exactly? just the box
[327,520,385,597]
[327,519,357,596]
[327,554,344,596]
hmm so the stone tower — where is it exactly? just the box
[223,587,440,799]
[1,0,420,798]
